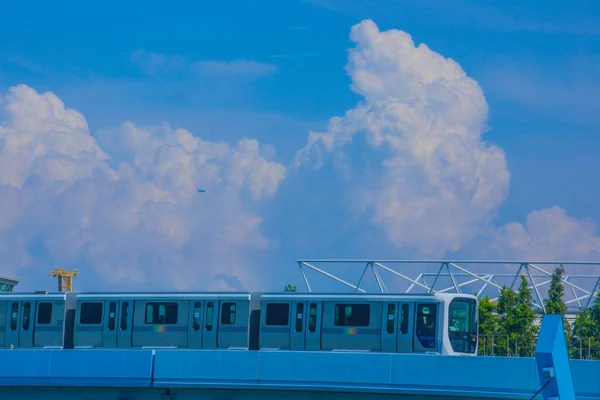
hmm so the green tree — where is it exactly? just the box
[544,265,571,342]
[514,275,538,356]
[283,284,297,292]
[545,265,567,314]
[477,295,500,356]
[495,276,538,357]
[572,291,600,359]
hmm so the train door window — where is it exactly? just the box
[400,304,409,334]
[206,302,214,331]
[192,302,201,331]
[10,302,18,331]
[120,302,129,330]
[221,302,236,325]
[334,304,370,326]
[308,303,317,332]
[295,303,304,332]
[22,302,31,331]
[80,302,103,324]
[416,304,437,348]
[145,302,178,324]
[386,304,395,334]
[37,302,52,325]
[266,303,289,326]
[108,302,117,331]
[448,298,477,353]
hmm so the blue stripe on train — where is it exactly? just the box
[75,325,249,333]
[261,327,290,334]
[321,327,381,335]
[33,325,63,332]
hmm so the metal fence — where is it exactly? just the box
[478,335,600,359]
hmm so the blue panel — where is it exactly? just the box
[258,351,392,386]
[153,349,259,387]
[391,354,536,396]
[0,349,153,387]
[0,350,53,386]
[47,349,154,387]
[570,360,600,399]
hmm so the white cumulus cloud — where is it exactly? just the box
[0,84,286,290]
[493,206,600,262]
[294,19,510,256]
[294,19,600,266]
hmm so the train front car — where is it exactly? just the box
[257,292,476,355]
[436,293,479,356]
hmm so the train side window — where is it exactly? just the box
[80,302,103,324]
[416,303,437,348]
[145,302,178,324]
[37,302,52,325]
[308,303,317,332]
[108,302,117,331]
[266,303,289,326]
[295,303,304,332]
[120,302,129,330]
[206,302,214,331]
[10,302,18,331]
[22,302,31,331]
[192,302,201,331]
[334,303,370,327]
[400,304,409,334]
[221,302,236,325]
[386,304,395,334]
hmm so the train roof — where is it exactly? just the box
[260,292,477,302]
[72,291,252,300]
[0,292,66,300]
[261,292,437,301]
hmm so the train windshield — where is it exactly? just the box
[448,297,477,353]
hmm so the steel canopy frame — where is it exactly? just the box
[296,260,600,313]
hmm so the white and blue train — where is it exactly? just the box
[0,291,478,355]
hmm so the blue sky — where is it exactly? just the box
[1,0,600,294]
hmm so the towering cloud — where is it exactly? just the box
[0,85,286,290]
[295,20,510,255]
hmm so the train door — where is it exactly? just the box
[413,302,438,353]
[103,301,119,348]
[381,302,397,352]
[202,300,218,349]
[290,300,307,350]
[75,301,104,348]
[5,301,20,347]
[36,300,65,348]
[305,301,322,351]
[117,300,132,348]
[188,300,203,349]
[0,301,7,347]
[19,301,34,348]
[397,302,412,352]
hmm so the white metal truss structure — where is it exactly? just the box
[296,260,600,313]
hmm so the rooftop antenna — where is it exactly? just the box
[48,268,79,292]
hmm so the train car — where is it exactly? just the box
[0,292,68,349]
[258,292,478,355]
[71,292,259,349]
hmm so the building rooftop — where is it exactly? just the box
[0,276,19,292]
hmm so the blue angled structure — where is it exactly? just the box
[535,314,576,400]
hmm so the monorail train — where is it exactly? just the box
[0,291,478,355]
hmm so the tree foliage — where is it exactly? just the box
[544,265,571,341]
[284,284,297,292]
